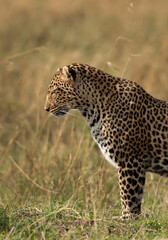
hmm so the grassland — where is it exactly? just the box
[0,0,168,239]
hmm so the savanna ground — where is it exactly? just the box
[0,0,168,239]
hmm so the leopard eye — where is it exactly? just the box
[51,91,55,96]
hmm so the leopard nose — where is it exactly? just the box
[44,95,50,112]
[45,106,50,112]
[44,102,50,112]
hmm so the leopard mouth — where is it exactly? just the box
[50,106,70,117]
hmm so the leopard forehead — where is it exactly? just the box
[49,63,105,87]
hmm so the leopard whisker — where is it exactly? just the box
[50,107,59,113]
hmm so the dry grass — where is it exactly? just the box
[0,0,168,239]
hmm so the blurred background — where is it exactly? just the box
[0,0,168,210]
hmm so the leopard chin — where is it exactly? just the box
[50,106,70,118]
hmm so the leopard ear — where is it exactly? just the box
[68,67,76,81]
[61,66,77,83]
[57,67,62,72]
[62,66,69,77]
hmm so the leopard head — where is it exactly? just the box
[44,65,82,117]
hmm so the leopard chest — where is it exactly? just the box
[91,126,118,168]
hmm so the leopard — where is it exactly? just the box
[44,63,168,219]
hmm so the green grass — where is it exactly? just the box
[0,0,168,239]
[1,199,168,240]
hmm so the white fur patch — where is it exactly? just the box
[98,143,118,168]
[62,66,69,76]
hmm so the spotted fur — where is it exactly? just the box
[44,63,168,219]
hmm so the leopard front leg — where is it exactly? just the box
[118,161,146,220]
